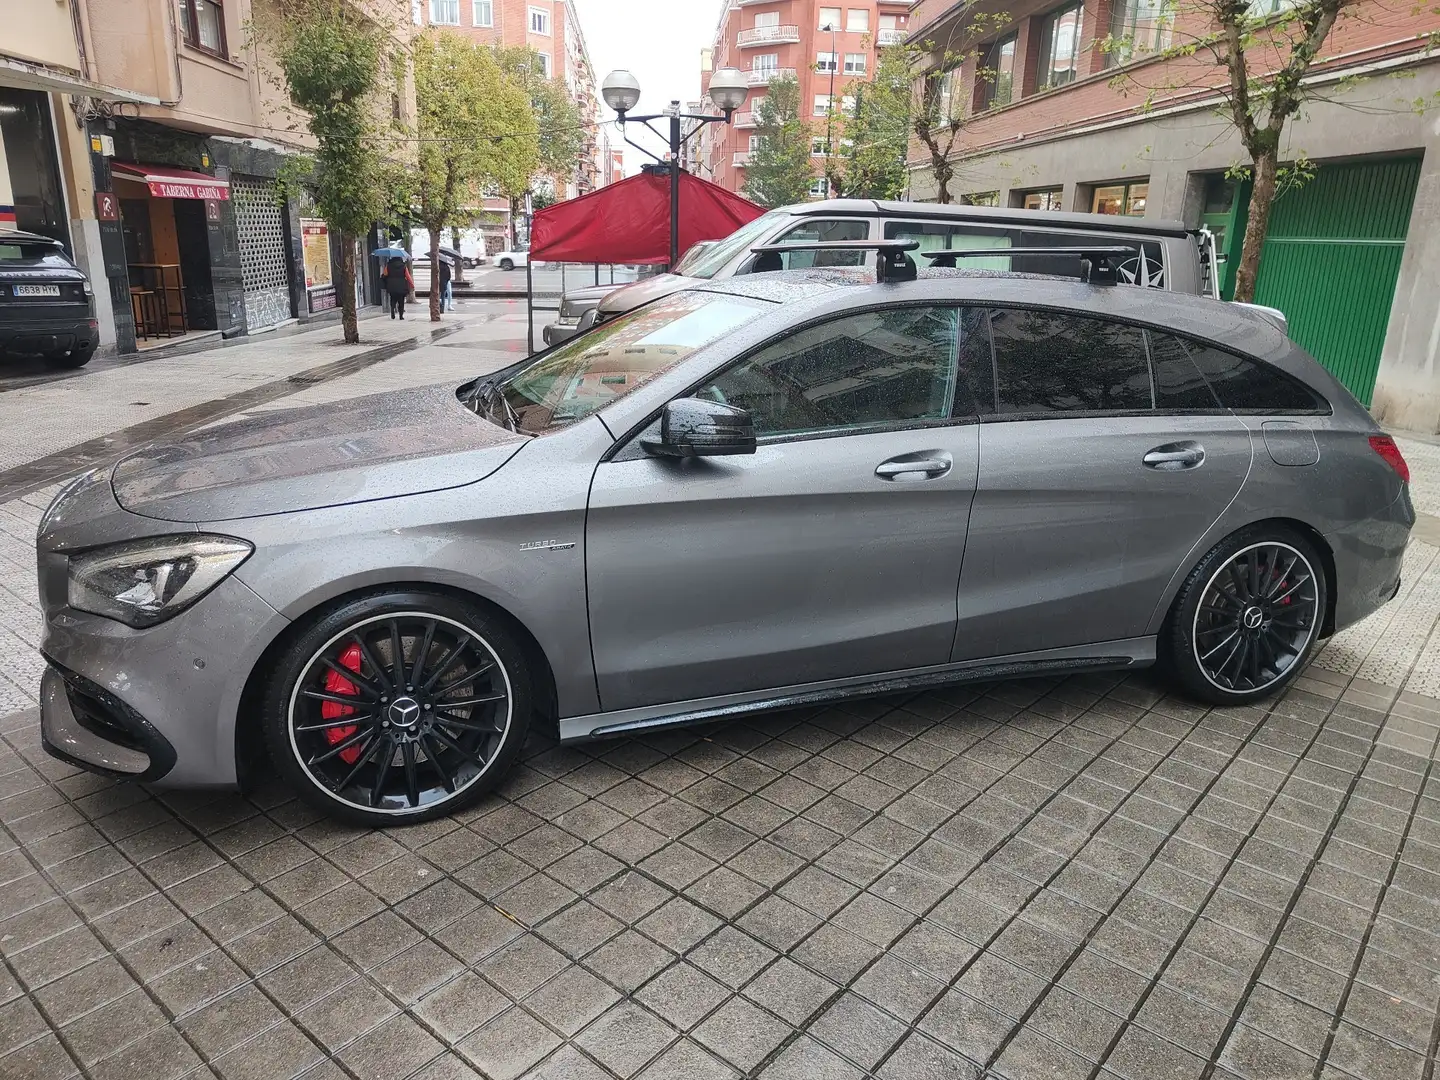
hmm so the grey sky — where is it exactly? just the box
[571,0,728,176]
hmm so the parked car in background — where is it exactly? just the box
[36,251,1410,824]
[494,247,529,271]
[544,241,719,347]
[0,232,99,368]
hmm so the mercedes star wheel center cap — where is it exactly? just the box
[388,697,422,729]
[1243,606,1265,630]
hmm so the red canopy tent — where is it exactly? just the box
[530,170,764,265]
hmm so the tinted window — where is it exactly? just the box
[989,309,1152,415]
[1188,343,1328,413]
[1148,332,1222,410]
[701,306,981,437]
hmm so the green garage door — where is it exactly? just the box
[1252,157,1420,406]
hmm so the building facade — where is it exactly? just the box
[700,0,912,196]
[4,0,416,356]
[905,0,1440,434]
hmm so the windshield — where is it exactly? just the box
[672,242,716,275]
[496,290,765,435]
[679,210,790,279]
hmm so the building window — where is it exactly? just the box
[814,94,833,116]
[179,0,226,56]
[429,0,459,24]
[473,0,493,26]
[844,53,867,75]
[1247,0,1300,16]
[1036,2,1084,89]
[978,34,1016,109]
[1093,180,1149,215]
[1021,188,1064,210]
[816,52,838,72]
[753,10,779,26]
[965,191,1000,206]
[529,6,550,34]
[811,136,830,156]
[819,6,841,30]
[752,53,778,76]
[1106,0,1170,65]
[841,94,855,115]
[809,177,830,198]
[880,13,899,30]
[847,8,869,31]
[749,134,762,152]
[537,52,552,77]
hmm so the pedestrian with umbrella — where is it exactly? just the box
[375,246,413,320]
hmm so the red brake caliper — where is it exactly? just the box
[322,643,364,765]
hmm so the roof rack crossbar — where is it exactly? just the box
[920,245,1139,285]
[749,239,921,283]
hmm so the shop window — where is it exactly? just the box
[977,35,1016,109]
[1106,0,1171,66]
[1022,188,1064,210]
[1036,2,1083,89]
[180,0,227,56]
[1092,180,1148,215]
[965,191,1000,207]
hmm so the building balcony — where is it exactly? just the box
[732,152,752,167]
[737,24,801,47]
[733,110,757,128]
[877,28,907,45]
[746,67,796,86]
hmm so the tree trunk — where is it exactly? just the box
[429,227,442,322]
[338,230,360,345]
[1234,151,1278,304]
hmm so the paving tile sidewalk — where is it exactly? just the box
[0,359,1436,1079]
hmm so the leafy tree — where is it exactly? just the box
[743,74,816,208]
[414,32,536,320]
[907,13,1012,204]
[1103,0,1431,302]
[842,44,912,200]
[258,0,402,344]
[494,46,584,243]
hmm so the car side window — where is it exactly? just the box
[988,308,1152,416]
[698,306,983,439]
[1183,339,1330,413]
[1147,331,1223,410]
[763,219,869,270]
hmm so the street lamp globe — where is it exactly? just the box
[601,69,642,116]
[707,67,749,116]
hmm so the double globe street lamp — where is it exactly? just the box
[600,67,750,268]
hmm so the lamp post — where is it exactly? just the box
[821,22,839,196]
[601,68,749,268]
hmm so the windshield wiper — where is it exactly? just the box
[466,376,523,433]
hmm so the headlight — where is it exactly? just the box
[68,535,253,628]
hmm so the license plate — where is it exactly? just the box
[13,285,60,297]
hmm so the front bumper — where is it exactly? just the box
[41,664,176,781]
[543,319,580,346]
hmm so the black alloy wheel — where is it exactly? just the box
[263,593,532,825]
[1166,529,1326,705]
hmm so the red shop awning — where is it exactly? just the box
[530,170,764,265]
[111,162,230,201]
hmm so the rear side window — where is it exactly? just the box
[764,219,869,270]
[1187,342,1328,413]
[988,308,1151,415]
[1147,332,1222,410]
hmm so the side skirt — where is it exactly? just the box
[559,637,1155,742]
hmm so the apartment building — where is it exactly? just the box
[4,0,417,355]
[906,0,1440,434]
[420,0,602,216]
[701,0,911,196]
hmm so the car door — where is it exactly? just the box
[952,307,1255,661]
[586,304,988,712]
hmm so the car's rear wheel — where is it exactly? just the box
[45,344,95,369]
[261,591,532,826]
[1163,526,1326,706]
[499,258,514,271]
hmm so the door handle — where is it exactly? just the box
[875,455,952,480]
[1144,442,1206,470]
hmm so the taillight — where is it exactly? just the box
[1368,435,1410,483]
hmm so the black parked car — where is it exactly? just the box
[0,231,98,368]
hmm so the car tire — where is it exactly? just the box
[499,258,514,271]
[45,344,95,369]
[260,590,533,826]
[1162,525,1327,707]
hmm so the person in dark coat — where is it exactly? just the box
[382,254,413,319]
[438,256,453,312]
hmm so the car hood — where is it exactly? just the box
[112,383,526,523]
[595,274,695,316]
[561,284,615,304]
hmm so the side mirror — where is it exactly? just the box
[642,398,756,458]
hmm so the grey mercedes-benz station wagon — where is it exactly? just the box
[37,254,1413,824]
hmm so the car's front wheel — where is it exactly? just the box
[1163,526,1327,706]
[261,591,532,826]
[499,258,514,271]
